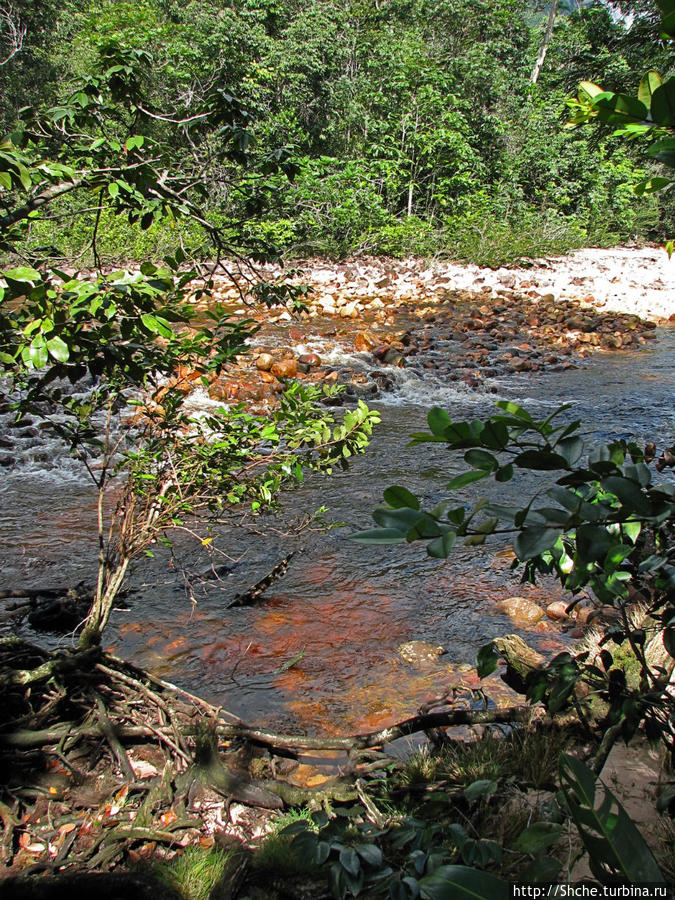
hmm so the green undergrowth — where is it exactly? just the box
[152,845,239,900]
[398,727,570,792]
[20,196,647,271]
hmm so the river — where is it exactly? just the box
[1,316,673,736]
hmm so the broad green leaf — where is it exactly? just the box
[355,843,383,867]
[428,407,451,437]
[557,436,584,466]
[579,80,605,100]
[514,822,562,854]
[602,476,651,516]
[2,266,41,282]
[559,754,664,884]
[634,176,673,196]
[514,450,568,470]
[373,506,425,531]
[26,342,48,368]
[464,780,498,803]
[419,865,509,900]
[651,77,675,125]
[595,92,649,125]
[46,336,70,362]
[494,400,533,422]
[576,524,613,563]
[638,70,663,108]
[383,485,420,510]
[339,846,360,877]
[0,171,11,189]
[513,527,562,560]
[479,420,509,450]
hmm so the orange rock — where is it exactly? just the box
[496,596,545,624]
[354,331,377,352]
[271,358,298,378]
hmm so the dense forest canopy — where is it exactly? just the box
[1,0,674,266]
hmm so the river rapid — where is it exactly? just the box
[1,277,674,736]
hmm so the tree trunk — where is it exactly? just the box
[530,0,560,87]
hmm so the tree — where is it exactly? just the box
[0,41,379,648]
[0,2,25,66]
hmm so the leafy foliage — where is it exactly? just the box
[0,38,379,648]
[354,401,675,756]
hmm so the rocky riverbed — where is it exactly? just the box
[173,246,674,411]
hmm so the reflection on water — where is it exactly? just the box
[1,327,673,734]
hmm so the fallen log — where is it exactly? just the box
[217,705,533,753]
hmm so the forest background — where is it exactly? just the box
[2,0,674,269]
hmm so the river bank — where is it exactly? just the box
[259,244,675,322]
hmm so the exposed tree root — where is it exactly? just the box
[0,636,558,886]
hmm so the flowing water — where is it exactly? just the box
[1,321,673,736]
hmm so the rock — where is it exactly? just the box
[397,640,447,667]
[270,358,298,378]
[383,349,406,367]
[496,596,545,625]
[298,352,321,369]
[354,331,377,352]
[372,343,391,361]
[546,600,569,621]
[255,352,274,372]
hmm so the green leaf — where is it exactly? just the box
[557,436,584,466]
[514,822,562,854]
[464,780,498,803]
[428,407,451,437]
[0,171,11,190]
[383,485,420,510]
[419,865,509,900]
[339,846,360,877]
[350,528,407,545]
[464,449,498,472]
[595,92,649,125]
[559,754,665,884]
[513,527,562,560]
[427,530,457,558]
[602,476,651,516]
[373,506,425,531]
[634,176,672,196]
[2,266,41,282]
[447,470,489,490]
[514,450,568,470]
[638,70,663,108]
[46,336,70,362]
[476,642,499,679]
[494,400,533,422]
[651,77,675,126]
[576,524,613,563]
[355,843,383,867]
